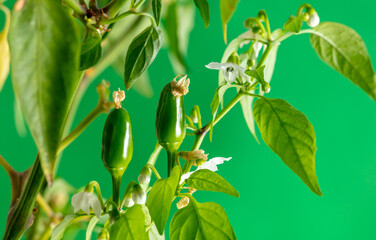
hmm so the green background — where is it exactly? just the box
[1,0,376,239]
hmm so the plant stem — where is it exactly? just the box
[58,105,104,153]
[147,143,162,166]
[3,91,111,239]
[3,156,44,240]
[111,175,122,207]
[63,0,87,15]
[145,164,161,180]
[182,91,244,174]
[120,181,138,207]
[36,194,54,219]
[0,155,15,177]
[87,181,106,209]
[167,150,177,177]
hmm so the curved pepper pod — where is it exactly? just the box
[156,75,190,175]
[101,107,133,179]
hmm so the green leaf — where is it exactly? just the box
[170,199,236,240]
[79,32,102,71]
[14,97,27,137]
[0,5,10,91]
[152,0,162,25]
[186,169,239,197]
[309,22,376,100]
[9,0,81,183]
[245,65,265,82]
[146,166,180,235]
[253,97,322,196]
[239,90,258,142]
[261,44,279,95]
[85,216,99,240]
[283,16,303,33]
[110,205,148,240]
[164,2,186,72]
[51,214,83,240]
[192,0,210,28]
[124,25,162,90]
[220,0,239,43]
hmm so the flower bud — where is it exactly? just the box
[177,197,189,209]
[226,52,240,65]
[123,192,135,208]
[138,166,151,185]
[261,82,271,93]
[190,106,199,123]
[307,11,320,27]
[247,59,256,68]
[97,228,110,240]
[179,150,208,161]
[132,185,146,204]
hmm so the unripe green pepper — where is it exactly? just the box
[156,75,190,175]
[101,90,133,205]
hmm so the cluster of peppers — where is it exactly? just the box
[101,75,189,212]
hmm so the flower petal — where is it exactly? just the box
[71,192,102,218]
[180,171,194,184]
[205,62,227,70]
[180,157,232,184]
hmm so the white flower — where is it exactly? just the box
[180,157,232,184]
[132,185,146,204]
[307,12,320,27]
[206,62,250,83]
[138,167,151,185]
[71,192,102,219]
[123,196,135,208]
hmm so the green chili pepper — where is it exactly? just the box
[101,90,133,205]
[156,75,190,176]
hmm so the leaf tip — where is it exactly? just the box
[46,173,53,187]
[222,24,227,44]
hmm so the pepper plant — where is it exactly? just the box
[0,0,375,239]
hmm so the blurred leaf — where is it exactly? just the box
[85,216,99,240]
[164,1,195,74]
[309,22,376,100]
[170,199,236,240]
[260,44,278,95]
[51,214,83,240]
[239,90,258,142]
[186,169,239,197]
[9,0,81,183]
[152,0,162,25]
[253,97,322,196]
[0,5,10,91]
[146,166,180,235]
[124,25,162,89]
[79,31,102,71]
[132,71,154,98]
[110,205,148,240]
[192,0,209,28]
[97,0,111,8]
[164,2,185,72]
[283,16,303,33]
[14,97,27,137]
[220,0,239,43]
